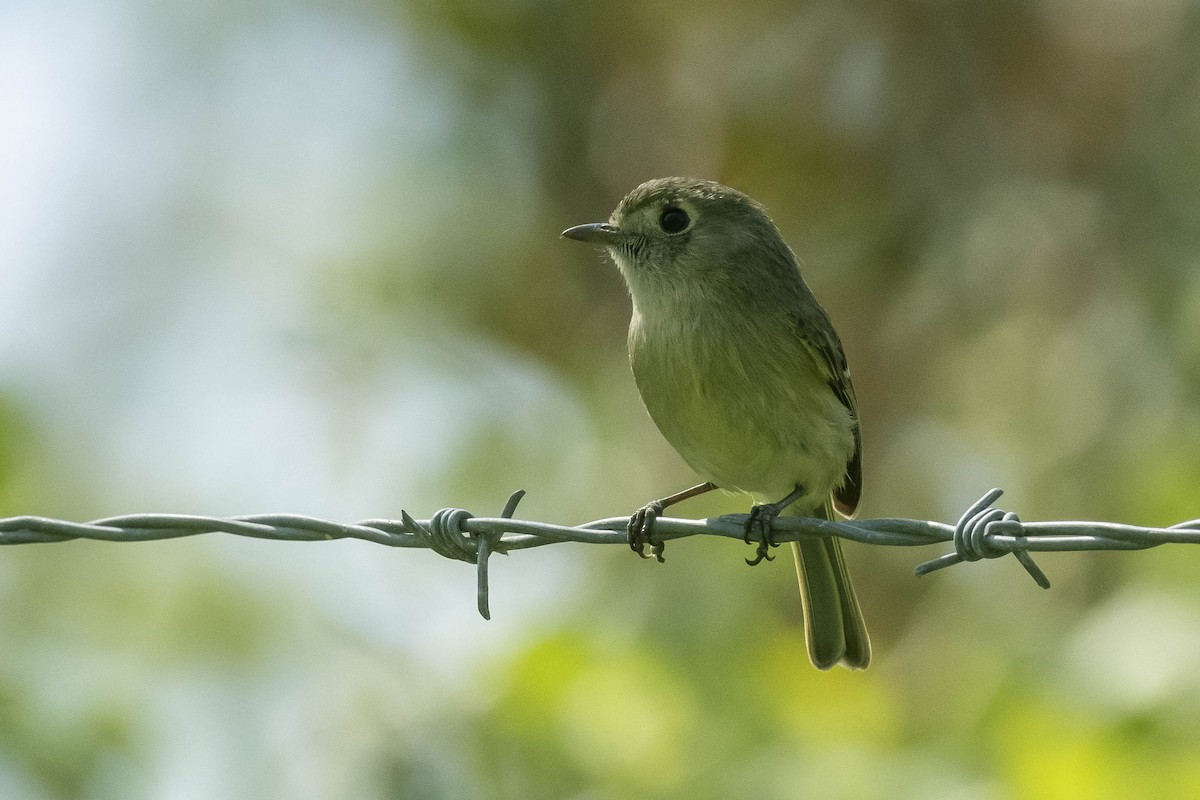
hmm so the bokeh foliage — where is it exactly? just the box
[4,0,1200,797]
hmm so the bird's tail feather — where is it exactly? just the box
[789,498,871,670]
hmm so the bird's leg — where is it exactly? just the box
[629,482,717,562]
[745,484,807,566]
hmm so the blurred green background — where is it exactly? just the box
[4,0,1200,797]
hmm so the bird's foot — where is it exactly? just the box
[626,483,718,563]
[743,503,781,566]
[629,501,667,563]
[743,484,808,567]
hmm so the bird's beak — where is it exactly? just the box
[561,222,622,245]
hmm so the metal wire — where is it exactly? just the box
[4,488,1198,618]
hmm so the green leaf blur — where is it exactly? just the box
[4,0,1200,797]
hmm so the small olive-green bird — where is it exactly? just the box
[563,177,869,670]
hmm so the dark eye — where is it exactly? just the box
[659,207,690,233]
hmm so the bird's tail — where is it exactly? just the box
[789,498,871,670]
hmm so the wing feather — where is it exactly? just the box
[795,310,862,518]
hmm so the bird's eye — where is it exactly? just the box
[659,207,690,233]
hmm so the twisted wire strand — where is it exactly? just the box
[3,489,1195,618]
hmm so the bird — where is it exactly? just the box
[562,177,869,670]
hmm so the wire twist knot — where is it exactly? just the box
[428,508,479,563]
[953,504,1015,563]
[400,491,525,620]
[914,488,1050,588]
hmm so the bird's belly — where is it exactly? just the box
[630,318,854,506]
[654,390,846,504]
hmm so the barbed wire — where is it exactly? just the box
[4,488,1199,619]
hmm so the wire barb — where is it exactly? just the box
[913,488,1050,588]
[4,487,1196,616]
[476,489,525,620]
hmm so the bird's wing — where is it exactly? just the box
[795,311,862,518]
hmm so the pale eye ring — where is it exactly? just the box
[659,207,690,233]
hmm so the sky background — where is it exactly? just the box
[4,0,1200,798]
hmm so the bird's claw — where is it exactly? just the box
[628,501,667,562]
[744,504,780,566]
